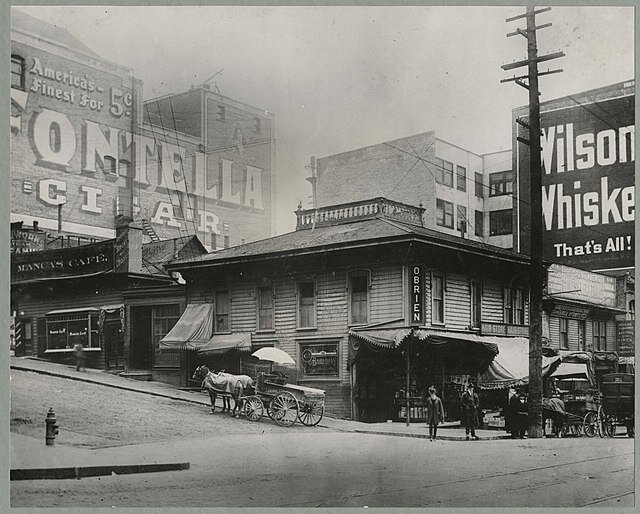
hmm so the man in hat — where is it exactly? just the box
[460,382,480,440]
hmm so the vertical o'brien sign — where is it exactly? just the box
[410,265,424,325]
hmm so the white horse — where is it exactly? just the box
[193,365,254,418]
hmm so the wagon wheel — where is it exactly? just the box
[583,411,598,438]
[298,401,324,427]
[270,392,298,427]
[598,406,616,438]
[244,396,264,422]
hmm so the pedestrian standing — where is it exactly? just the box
[74,342,85,372]
[425,386,445,441]
[460,382,480,440]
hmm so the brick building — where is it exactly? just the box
[11,10,275,251]
[313,132,514,250]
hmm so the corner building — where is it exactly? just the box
[165,198,533,421]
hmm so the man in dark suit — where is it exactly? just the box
[460,382,480,440]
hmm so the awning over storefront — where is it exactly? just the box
[478,337,562,389]
[347,328,411,368]
[159,303,213,351]
[197,333,253,355]
[413,330,500,354]
[551,362,590,380]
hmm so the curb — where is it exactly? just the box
[11,364,209,407]
[353,429,510,441]
[11,462,190,481]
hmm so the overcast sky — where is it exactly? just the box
[14,5,634,233]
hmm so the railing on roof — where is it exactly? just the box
[296,197,424,230]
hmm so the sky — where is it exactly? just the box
[13,4,635,234]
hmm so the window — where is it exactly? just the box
[456,165,467,191]
[436,199,454,228]
[578,320,586,351]
[254,117,262,134]
[49,123,61,153]
[11,55,25,90]
[504,286,525,325]
[45,311,99,351]
[593,320,607,351]
[298,281,316,328]
[257,285,274,331]
[435,158,453,187]
[471,281,482,328]
[559,318,569,349]
[215,290,230,332]
[349,273,369,325]
[153,304,181,365]
[489,171,513,196]
[432,273,445,324]
[300,342,339,377]
[217,105,226,121]
[474,210,484,237]
[489,209,513,236]
[629,300,635,320]
[457,205,467,233]
[475,172,484,198]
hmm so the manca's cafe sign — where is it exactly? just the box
[11,240,114,282]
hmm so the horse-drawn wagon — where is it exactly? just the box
[598,373,634,438]
[243,371,326,427]
[192,366,325,427]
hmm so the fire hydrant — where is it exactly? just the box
[45,408,59,446]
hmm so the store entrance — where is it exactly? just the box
[103,318,124,370]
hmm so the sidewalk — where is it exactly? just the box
[10,356,508,479]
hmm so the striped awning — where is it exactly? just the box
[159,303,213,351]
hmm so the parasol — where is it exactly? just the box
[251,347,296,369]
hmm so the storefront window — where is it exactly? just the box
[45,312,98,351]
[300,342,338,377]
[153,304,181,366]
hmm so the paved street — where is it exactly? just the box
[10,366,634,508]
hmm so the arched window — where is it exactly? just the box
[11,54,26,90]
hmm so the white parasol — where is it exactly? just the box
[251,347,296,366]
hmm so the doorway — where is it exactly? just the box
[104,318,124,370]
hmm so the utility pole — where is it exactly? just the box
[501,6,564,438]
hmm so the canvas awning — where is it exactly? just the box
[551,362,590,380]
[477,337,562,389]
[159,303,213,351]
[413,329,501,354]
[197,333,253,355]
[347,328,411,368]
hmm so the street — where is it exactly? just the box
[10,370,634,508]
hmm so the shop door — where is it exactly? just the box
[130,307,152,370]
[104,319,124,370]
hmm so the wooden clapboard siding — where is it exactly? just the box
[369,265,404,324]
[482,279,504,323]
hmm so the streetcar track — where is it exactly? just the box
[578,491,634,506]
[278,450,633,508]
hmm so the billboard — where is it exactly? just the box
[11,37,273,248]
[515,81,634,272]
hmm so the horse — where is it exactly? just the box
[192,365,254,418]
[542,396,568,437]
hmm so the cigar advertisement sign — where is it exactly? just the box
[515,81,634,272]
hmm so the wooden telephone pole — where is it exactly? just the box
[501,6,564,438]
